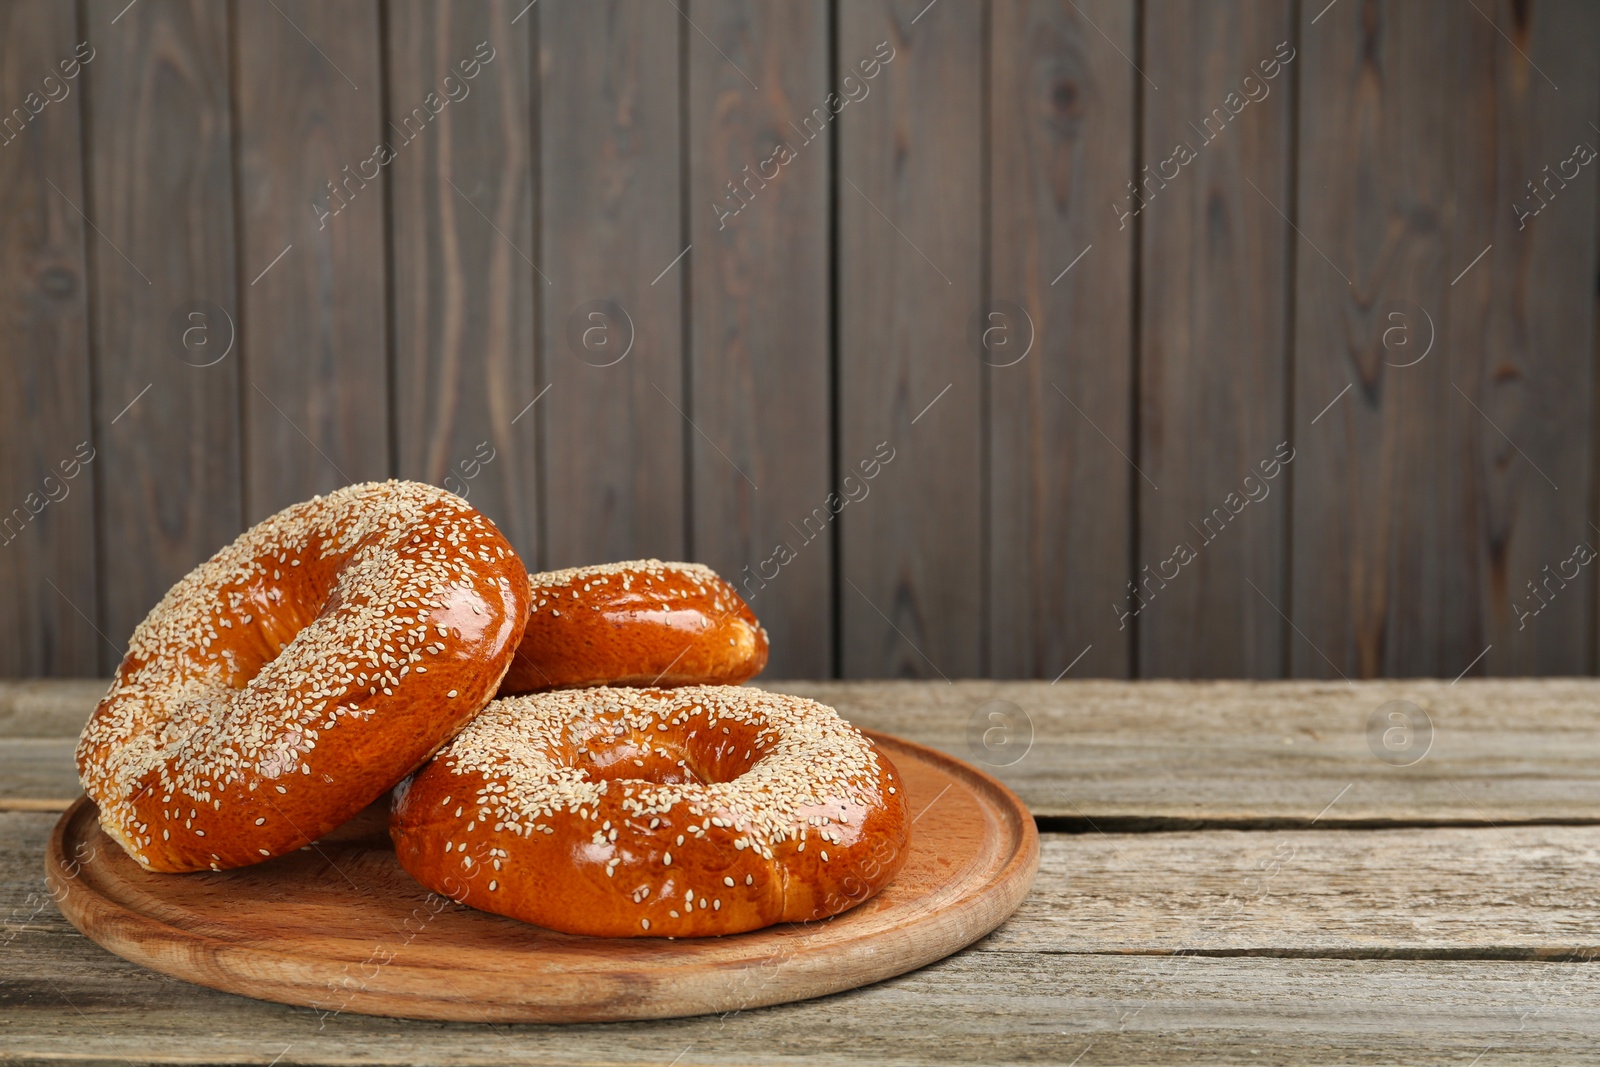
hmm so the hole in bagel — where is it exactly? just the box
[565,719,765,788]
[218,579,324,689]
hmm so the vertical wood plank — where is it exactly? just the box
[85,0,241,665]
[538,0,684,570]
[1293,0,1599,678]
[234,0,389,522]
[838,0,982,679]
[0,0,99,675]
[988,0,1135,680]
[687,0,831,678]
[389,0,538,559]
[1462,0,1597,676]
[1137,0,1294,678]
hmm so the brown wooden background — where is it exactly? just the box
[1,0,1597,682]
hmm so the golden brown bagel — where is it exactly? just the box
[390,686,910,937]
[77,480,531,873]
[499,560,768,694]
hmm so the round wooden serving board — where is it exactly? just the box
[47,731,1038,1023]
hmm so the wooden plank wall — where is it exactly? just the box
[0,0,1595,683]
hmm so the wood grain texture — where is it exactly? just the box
[389,0,539,561]
[0,738,76,807]
[995,824,1600,959]
[16,815,1600,962]
[0,679,103,737]
[537,0,685,570]
[837,0,982,679]
[12,666,1600,1060]
[7,895,1600,1063]
[767,678,1600,823]
[0,0,99,676]
[988,0,1134,680]
[12,678,1600,824]
[235,0,390,523]
[1292,0,1600,679]
[1136,1,1293,678]
[83,0,241,668]
[44,733,1037,1022]
[687,0,832,679]
[5,5,1600,687]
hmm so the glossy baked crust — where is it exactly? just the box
[499,560,768,694]
[390,686,910,937]
[77,480,531,873]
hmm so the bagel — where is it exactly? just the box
[390,686,910,937]
[77,480,531,873]
[499,560,768,694]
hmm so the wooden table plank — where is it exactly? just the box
[1136,0,1293,678]
[0,680,101,738]
[687,0,833,680]
[997,825,1600,960]
[988,0,1135,681]
[771,679,1600,823]
[1292,0,1600,678]
[389,0,540,563]
[7,812,1600,961]
[5,937,1599,1064]
[10,679,1600,822]
[0,0,100,677]
[0,741,76,808]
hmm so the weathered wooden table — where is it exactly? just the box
[4,678,1599,1064]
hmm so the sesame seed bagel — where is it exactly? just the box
[77,480,531,874]
[498,560,768,694]
[390,686,910,937]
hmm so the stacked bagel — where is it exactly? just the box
[78,481,909,937]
